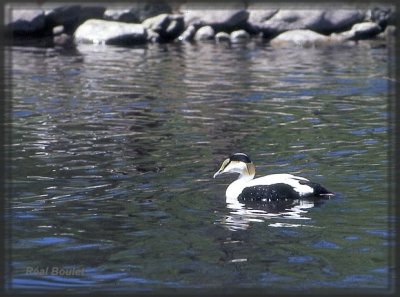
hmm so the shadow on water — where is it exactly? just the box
[7,40,394,292]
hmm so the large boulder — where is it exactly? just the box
[45,5,105,34]
[180,1,249,32]
[6,9,49,36]
[259,10,325,38]
[316,10,366,33]
[74,19,147,45]
[270,29,329,46]
[256,9,366,38]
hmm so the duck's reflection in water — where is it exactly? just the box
[220,198,325,231]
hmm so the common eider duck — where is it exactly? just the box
[213,153,333,202]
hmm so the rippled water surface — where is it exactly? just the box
[6,40,395,293]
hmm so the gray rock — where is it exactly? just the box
[103,9,140,23]
[377,25,396,38]
[271,29,329,46]
[142,14,184,41]
[142,13,170,32]
[165,15,185,40]
[260,10,325,37]
[53,33,74,47]
[45,5,81,28]
[368,6,395,28]
[340,22,382,40]
[215,32,231,42]
[259,9,366,38]
[52,25,64,35]
[105,1,172,23]
[6,9,47,36]
[181,1,249,31]
[230,29,250,42]
[46,5,105,34]
[318,10,366,33]
[178,24,198,41]
[76,7,106,23]
[353,22,382,37]
[194,26,215,41]
[248,9,278,24]
[246,1,277,31]
[74,19,147,45]
[135,1,172,22]
[146,30,161,43]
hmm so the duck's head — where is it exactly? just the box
[213,153,256,179]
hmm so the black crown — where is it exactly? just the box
[229,153,252,163]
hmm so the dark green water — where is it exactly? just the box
[6,40,395,293]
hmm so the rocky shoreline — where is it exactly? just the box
[5,2,396,48]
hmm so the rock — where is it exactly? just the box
[178,24,198,41]
[53,33,74,47]
[45,5,105,34]
[248,9,278,24]
[258,9,366,38]
[230,29,250,42]
[377,25,395,39]
[215,32,231,42]
[181,1,249,32]
[45,5,81,31]
[135,1,172,22]
[52,25,64,35]
[74,19,147,45]
[165,17,184,40]
[271,29,329,46]
[245,2,278,34]
[317,10,366,33]
[346,22,382,40]
[259,10,325,38]
[104,1,172,23]
[368,6,395,29]
[142,13,170,32]
[353,22,382,38]
[146,30,161,42]
[194,26,215,41]
[103,9,140,23]
[6,9,48,36]
[245,9,277,34]
[142,14,184,41]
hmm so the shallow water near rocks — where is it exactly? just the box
[6,40,394,293]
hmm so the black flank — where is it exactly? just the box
[238,183,301,202]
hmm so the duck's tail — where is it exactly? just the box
[314,183,334,198]
[300,180,334,198]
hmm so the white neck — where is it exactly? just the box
[226,173,255,203]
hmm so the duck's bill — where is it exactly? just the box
[213,171,222,178]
